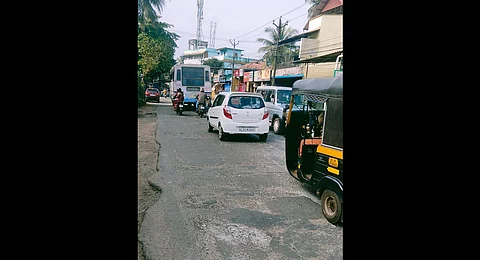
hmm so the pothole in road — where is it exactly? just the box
[210,223,272,250]
[138,112,157,118]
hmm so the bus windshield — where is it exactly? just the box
[182,67,205,86]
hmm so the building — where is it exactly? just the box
[181,44,260,90]
[278,0,343,78]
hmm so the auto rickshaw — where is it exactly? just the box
[283,76,343,224]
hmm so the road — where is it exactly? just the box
[138,97,343,260]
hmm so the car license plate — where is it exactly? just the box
[238,127,256,132]
[150,94,156,96]
[179,104,183,107]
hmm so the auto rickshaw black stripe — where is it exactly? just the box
[316,145,343,159]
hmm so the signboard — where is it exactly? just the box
[276,67,302,76]
[243,72,250,82]
[260,69,271,81]
[224,83,231,92]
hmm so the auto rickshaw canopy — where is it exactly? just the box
[292,76,342,99]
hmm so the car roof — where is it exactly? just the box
[256,86,292,90]
[221,92,263,97]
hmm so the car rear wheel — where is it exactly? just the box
[207,120,213,132]
[218,125,227,141]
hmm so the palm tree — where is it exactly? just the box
[138,0,166,30]
[256,26,299,66]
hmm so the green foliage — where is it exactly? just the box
[138,0,167,30]
[138,32,175,85]
[138,0,176,106]
[202,58,224,74]
[137,9,178,87]
[256,26,299,66]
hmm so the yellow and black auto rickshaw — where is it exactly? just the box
[284,76,343,224]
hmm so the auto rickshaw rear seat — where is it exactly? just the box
[299,138,322,156]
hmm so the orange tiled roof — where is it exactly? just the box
[240,61,266,70]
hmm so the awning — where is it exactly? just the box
[275,74,303,79]
[293,50,342,64]
[278,28,320,45]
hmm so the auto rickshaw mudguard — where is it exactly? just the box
[316,175,343,202]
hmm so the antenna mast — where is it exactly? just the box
[209,21,217,48]
[196,0,204,43]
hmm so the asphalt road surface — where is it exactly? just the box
[138,97,343,260]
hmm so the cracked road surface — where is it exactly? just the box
[138,98,342,260]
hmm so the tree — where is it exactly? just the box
[138,0,167,30]
[256,26,298,66]
[137,0,178,105]
[138,32,176,86]
[202,58,224,74]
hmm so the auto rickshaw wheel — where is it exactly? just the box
[320,189,342,224]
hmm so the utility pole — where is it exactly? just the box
[229,39,239,90]
[272,16,288,86]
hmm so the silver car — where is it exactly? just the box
[256,85,292,135]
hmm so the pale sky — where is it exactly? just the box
[159,0,311,60]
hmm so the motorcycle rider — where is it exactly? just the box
[172,88,184,110]
[195,87,207,112]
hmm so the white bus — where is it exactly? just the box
[170,64,212,111]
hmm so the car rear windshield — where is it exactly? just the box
[147,89,159,93]
[228,96,265,109]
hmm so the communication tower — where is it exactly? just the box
[188,0,208,50]
[196,0,204,43]
[209,21,217,48]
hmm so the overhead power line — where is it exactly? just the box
[234,3,308,40]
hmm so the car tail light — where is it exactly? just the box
[223,106,232,119]
[262,108,269,120]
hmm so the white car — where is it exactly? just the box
[206,92,270,141]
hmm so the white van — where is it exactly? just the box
[256,85,292,135]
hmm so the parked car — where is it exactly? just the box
[256,85,292,135]
[145,88,160,102]
[206,92,269,142]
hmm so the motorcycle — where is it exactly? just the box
[196,96,210,118]
[197,102,207,118]
[173,98,183,115]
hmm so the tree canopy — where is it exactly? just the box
[137,0,178,105]
[256,26,298,66]
[202,58,224,74]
